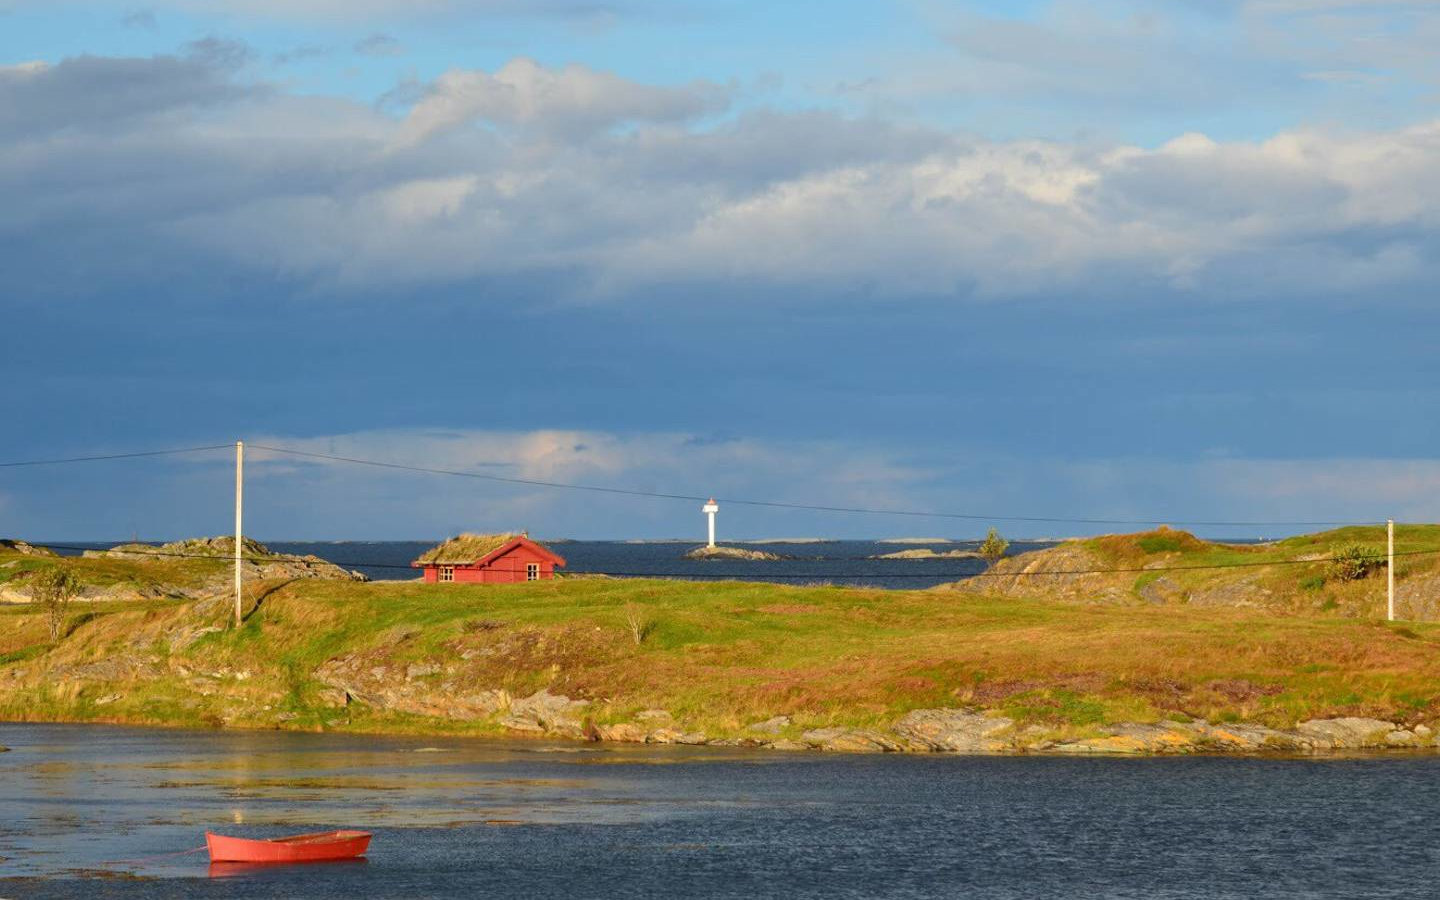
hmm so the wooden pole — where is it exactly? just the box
[1387,518,1395,622]
[235,440,244,629]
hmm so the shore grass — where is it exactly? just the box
[6,561,1440,742]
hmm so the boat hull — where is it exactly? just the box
[205,830,372,863]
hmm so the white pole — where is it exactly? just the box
[703,498,719,548]
[234,440,244,629]
[1387,518,1395,622]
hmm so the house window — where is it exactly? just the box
[439,566,454,583]
[526,563,540,581]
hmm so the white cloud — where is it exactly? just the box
[4,50,1440,303]
[395,57,729,145]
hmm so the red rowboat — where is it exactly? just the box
[205,830,371,864]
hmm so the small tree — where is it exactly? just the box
[623,603,655,646]
[979,528,1010,566]
[32,569,79,643]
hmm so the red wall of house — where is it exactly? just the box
[420,544,558,584]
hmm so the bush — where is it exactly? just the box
[1299,573,1326,592]
[979,528,1010,565]
[31,569,79,643]
[1327,543,1384,583]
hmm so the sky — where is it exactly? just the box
[2,0,1439,541]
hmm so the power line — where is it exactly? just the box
[0,444,232,468]
[249,443,1374,529]
[33,542,1433,581]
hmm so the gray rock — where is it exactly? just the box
[892,709,1014,753]
[764,739,810,751]
[405,663,440,680]
[635,709,673,722]
[1186,720,1305,752]
[801,727,904,752]
[316,687,349,707]
[683,545,785,561]
[500,689,591,737]
[597,722,647,742]
[315,657,507,719]
[748,715,791,734]
[1296,717,1397,749]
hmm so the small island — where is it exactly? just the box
[870,548,985,560]
[684,545,786,561]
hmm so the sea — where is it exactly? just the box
[263,539,1059,590]
[4,723,1440,898]
[50,539,1061,590]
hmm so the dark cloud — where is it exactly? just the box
[0,43,253,140]
[1,49,1438,309]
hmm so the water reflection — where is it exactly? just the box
[6,722,1440,899]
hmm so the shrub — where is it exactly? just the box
[1299,573,1326,592]
[1327,543,1384,582]
[979,528,1010,566]
[623,603,655,646]
[31,569,79,643]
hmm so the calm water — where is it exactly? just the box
[268,540,1063,589]
[52,539,1060,589]
[3,723,1440,898]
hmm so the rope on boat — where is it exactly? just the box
[101,845,207,866]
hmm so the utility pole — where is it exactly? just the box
[234,440,244,629]
[1387,518,1395,622]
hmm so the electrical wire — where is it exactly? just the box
[32,542,1432,581]
[248,444,1375,529]
[0,445,232,468]
[0,440,1379,529]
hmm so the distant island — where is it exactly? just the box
[875,538,955,545]
[870,548,984,560]
[683,545,787,561]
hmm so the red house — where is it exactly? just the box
[412,533,566,584]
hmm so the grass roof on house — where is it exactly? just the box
[414,533,520,565]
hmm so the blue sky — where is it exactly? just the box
[2,0,1439,540]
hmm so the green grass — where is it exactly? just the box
[7,553,1440,742]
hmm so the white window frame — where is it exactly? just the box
[526,562,540,581]
[439,565,455,583]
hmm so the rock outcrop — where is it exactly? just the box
[87,537,367,583]
[683,545,785,561]
[892,709,1016,752]
[0,540,56,557]
[870,549,985,560]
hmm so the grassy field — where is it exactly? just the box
[6,536,1440,744]
[955,525,1440,620]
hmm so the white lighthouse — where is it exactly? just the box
[702,497,719,548]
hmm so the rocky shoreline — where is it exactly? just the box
[11,651,1439,756]
[307,658,1438,755]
